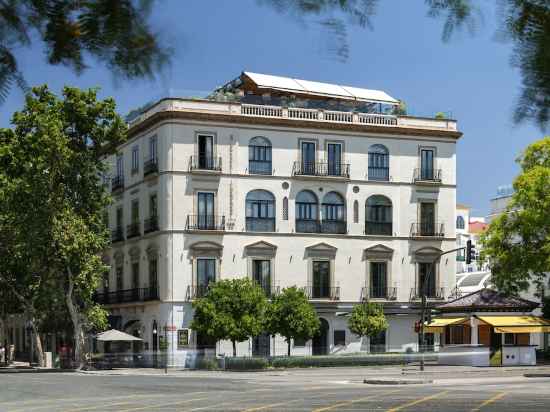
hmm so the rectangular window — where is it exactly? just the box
[116,207,123,229]
[197,135,214,169]
[327,143,342,176]
[370,330,386,353]
[301,141,316,174]
[370,262,387,298]
[131,146,139,173]
[131,199,139,223]
[149,136,157,161]
[294,337,306,347]
[312,260,330,298]
[197,192,215,229]
[252,260,271,296]
[504,333,515,345]
[116,266,123,291]
[149,193,158,217]
[418,262,436,297]
[149,258,158,290]
[449,326,464,344]
[420,148,435,180]
[197,258,216,287]
[131,262,139,289]
[334,330,346,346]
[116,154,124,177]
[420,202,435,235]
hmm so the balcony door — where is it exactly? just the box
[327,143,342,176]
[149,258,158,296]
[370,262,387,299]
[197,192,214,229]
[418,262,436,297]
[197,258,216,296]
[252,260,271,297]
[116,207,123,230]
[312,260,330,299]
[420,148,435,180]
[301,142,316,175]
[198,135,213,169]
[420,202,435,235]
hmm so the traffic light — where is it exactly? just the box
[466,240,476,264]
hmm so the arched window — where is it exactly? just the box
[321,191,346,234]
[282,196,289,220]
[353,200,359,223]
[246,190,275,232]
[368,144,389,181]
[365,195,392,235]
[249,136,272,175]
[456,215,465,229]
[295,190,319,233]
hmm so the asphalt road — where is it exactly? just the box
[1,369,550,411]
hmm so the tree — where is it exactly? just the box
[481,136,550,294]
[0,85,125,368]
[0,0,170,103]
[265,286,320,356]
[191,278,268,357]
[260,0,550,130]
[347,302,388,349]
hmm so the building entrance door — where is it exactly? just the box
[312,318,329,355]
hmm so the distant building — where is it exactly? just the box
[456,204,487,274]
[487,184,514,223]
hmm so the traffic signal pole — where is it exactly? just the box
[419,246,470,371]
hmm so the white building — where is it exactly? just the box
[99,72,462,363]
[455,203,487,275]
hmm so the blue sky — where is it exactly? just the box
[0,0,542,216]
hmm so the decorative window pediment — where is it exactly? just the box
[189,241,223,258]
[305,242,337,259]
[363,244,394,260]
[244,241,277,258]
[113,251,124,265]
[129,246,141,262]
[413,246,442,263]
[146,244,159,259]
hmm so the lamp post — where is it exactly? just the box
[152,320,158,368]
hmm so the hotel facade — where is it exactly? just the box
[98,72,462,362]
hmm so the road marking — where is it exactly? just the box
[61,401,131,412]
[313,389,400,412]
[184,397,262,411]
[241,401,296,412]
[471,391,507,411]
[386,390,449,412]
[114,395,208,412]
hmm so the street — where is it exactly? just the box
[1,367,550,411]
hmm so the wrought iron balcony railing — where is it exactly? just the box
[126,222,141,239]
[409,287,445,301]
[111,175,124,192]
[413,168,442,183]
[292,161,350,178]
[295,219,320,233]
[144,215,159,234]
[368,166,389,181]
[189,155,222,172]
[365,221,393,236]
[303,286,340,300]
[186,284,212,300]
[186,215,226,231]
[361,286,397,301]
[295,219,346,234]
[253,281,280,298]
[111,227,124,243]
[249,160,272,175]
[246,217,276,232]
[95,287,159,304]
[320,220,347,234]
[143,157,158,177]
[411,222,445,237]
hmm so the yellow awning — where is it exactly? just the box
[424,317,468,333]
[477,315,550,333]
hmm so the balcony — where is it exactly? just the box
[368,166,390,181]
[365,221,392,236]
[409,287,445,301]
[143,157,158,177]
[144,215,159,234]
[361,286,397,301]
[126,222,141,239]
[303,286,340,300]
[95,287,159,305]
[411,222,445,237]
[246,217,275,232]
[292,161,350,179]
[111,175,124,193]
[413,168,442,184]
[249,160,272,175]
[111,227,124,243]
[186,215,225,231]
[295,219,346,234]
[253,282,280,298]
[186,285,211,300]
[189,155,222,173]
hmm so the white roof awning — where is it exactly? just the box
[96,329,143,342]
[243,71,398,105]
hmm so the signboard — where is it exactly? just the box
[178,329,189,349]
[163,325,177,332]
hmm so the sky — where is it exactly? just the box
[0,0,543,217]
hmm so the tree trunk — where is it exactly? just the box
[65,270,85,370]
[30,320,45,367]
[232,340,237,357]
[287,339,291,357]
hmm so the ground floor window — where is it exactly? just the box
[370,330,386,353]
[333,330,346,346]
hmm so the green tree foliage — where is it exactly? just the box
[347,302,388,340]
[265,286,320,356]
[0,85,126,368]
[259,0,550,129]
[0,0,170,102]
[542,296,550,319]
[481,136,550,294]
[191,278,268,357]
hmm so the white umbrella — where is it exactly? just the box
[96,329,143,342]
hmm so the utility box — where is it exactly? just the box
[44,352,53,368]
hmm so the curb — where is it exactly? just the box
[524,374,550,378]
[0,368,75,374]
[364,378,433,385]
